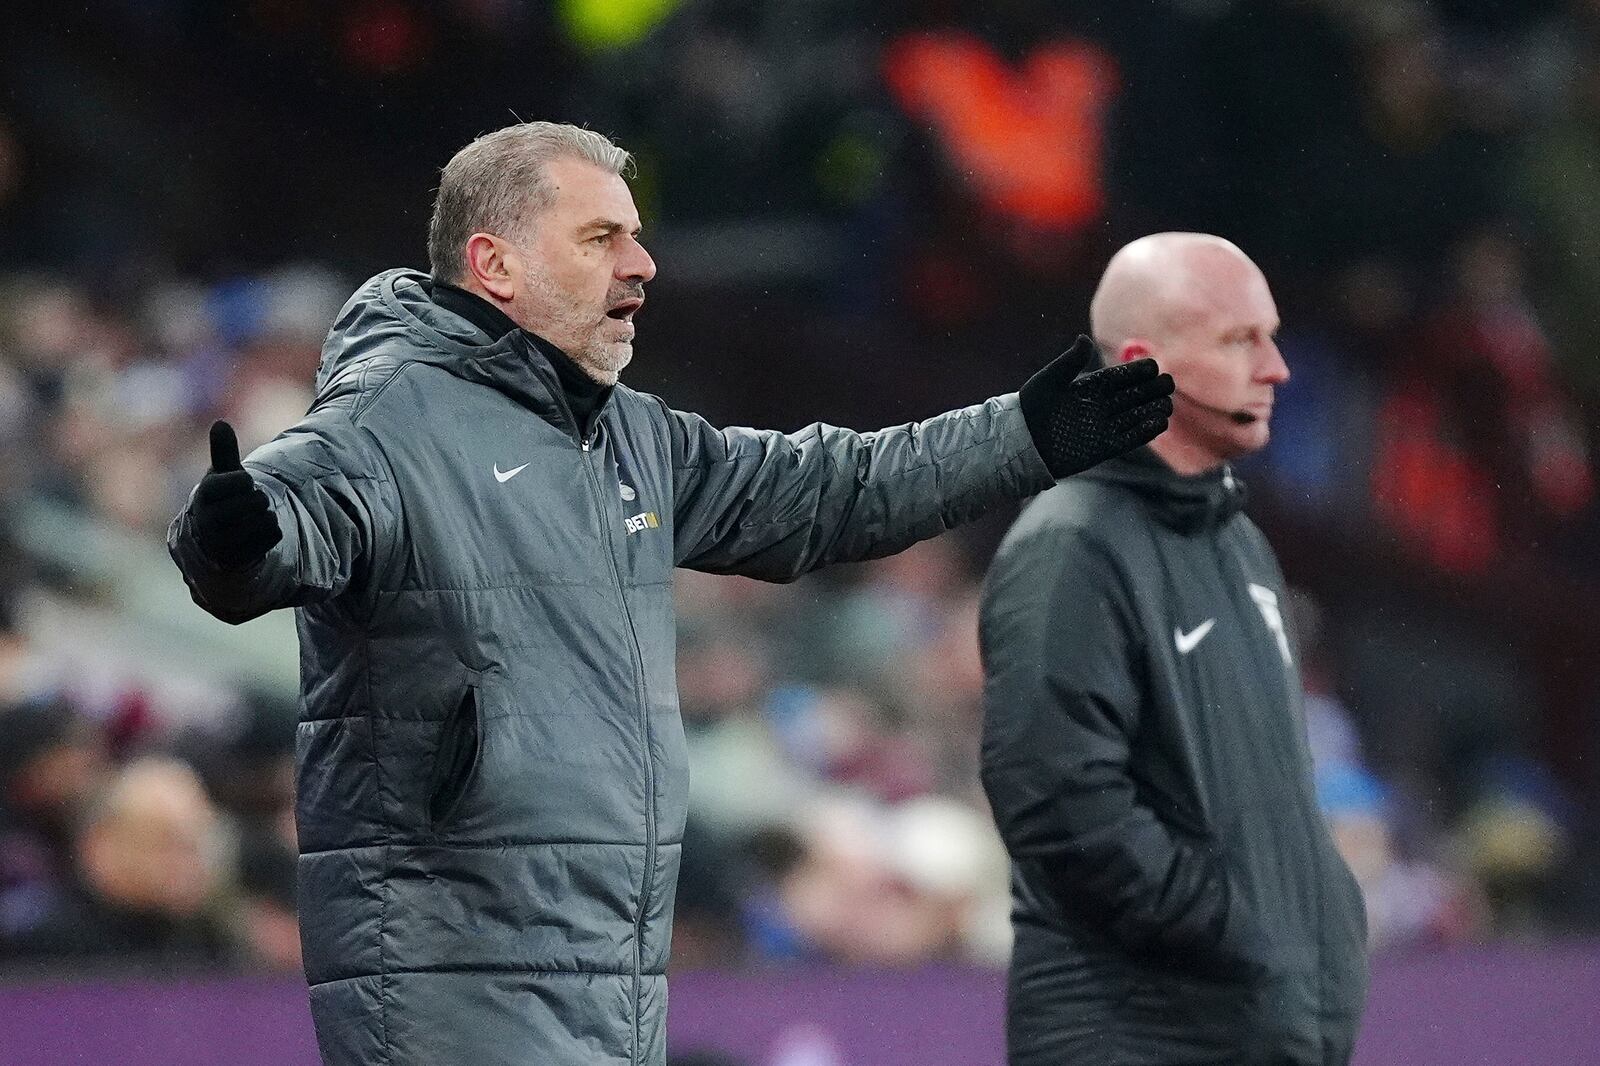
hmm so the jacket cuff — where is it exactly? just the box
[996,392,1058,494]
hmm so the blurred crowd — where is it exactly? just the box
[3,0,1600,977]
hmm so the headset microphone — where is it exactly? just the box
[1174,388,1258,425]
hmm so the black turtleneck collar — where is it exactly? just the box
[430,280,519,339]
[1084,447,1248,534]
[429,279,609,435]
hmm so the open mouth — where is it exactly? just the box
[606,298,644,321]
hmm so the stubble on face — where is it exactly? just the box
[515,267,639,386]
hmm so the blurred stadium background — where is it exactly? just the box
[1,1,1599,1063]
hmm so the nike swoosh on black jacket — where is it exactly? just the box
[979,448,1368,1066]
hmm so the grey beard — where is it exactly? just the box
[570,341,630,386]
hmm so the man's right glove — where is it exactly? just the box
[1018,335,1175,478]
[190,420,283,570]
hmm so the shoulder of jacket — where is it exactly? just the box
[1226,513,1284,575]
[1222,510,1268,551]
[1233,511,1269,543]
[282,380,406,486]
[313,352,415,421]
[607,384,679,446]
[994,483,1124,580]
[608,383,662,419]
[616,386,710,462]
[1011,479,1140,544]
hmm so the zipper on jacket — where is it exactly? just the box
[581,423,656,1064]
[1212,535,1340,1031]
[1212,540,1302,783]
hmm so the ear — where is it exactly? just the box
[1118,340,1151,364]
[464,233,518,302]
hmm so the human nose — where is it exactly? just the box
[1258,338,1289,385]
[618,235,656,284]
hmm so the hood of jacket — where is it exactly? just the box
[315,268,602,440]
[1081,446,1248,534]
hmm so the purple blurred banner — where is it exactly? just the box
[1,944,1597,1065]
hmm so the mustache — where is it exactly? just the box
[608,284,645,304]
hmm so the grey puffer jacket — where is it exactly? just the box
[169,269,1055,1066]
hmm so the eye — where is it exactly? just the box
[591,233,612,246]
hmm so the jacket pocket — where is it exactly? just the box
[428,681,483,833]
[1134,968,1314,1064]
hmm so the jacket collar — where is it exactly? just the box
[427,279,611,437]
[1083,447,1248,534]
[430,280,520,339]
[351,270,614,443]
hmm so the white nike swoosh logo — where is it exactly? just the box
[1174,619,1216,655]
[493,462,529,483]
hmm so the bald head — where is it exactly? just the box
[1090,233,1263,354]
[79,757,222,916]
[1087,233,1288,473]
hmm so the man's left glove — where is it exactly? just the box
[1018,335,1175,478]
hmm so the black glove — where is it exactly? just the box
[191,420,283,570]
[1018,336,1175,478]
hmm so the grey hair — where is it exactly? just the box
[427,122,633,283]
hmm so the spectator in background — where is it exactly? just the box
[191,689,298,853]
[1293,589,1486,951]
[1372,229,1593,574]
[0,695,110,942]
[1521,34,1600,401]
[0,697,107,839]
[746,794,1008,968]
[676,602,807,840]
[1289,13,1504,286]
[1447,741,1574,936]
[808,538,968,687]
[880,796,1013,966]
[4,757,234,970]
[234,824,300,972]
[1318,764,1485,952]
[666,816,750,972]
[897,586,990,798]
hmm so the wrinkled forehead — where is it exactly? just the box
[541,157,640,230]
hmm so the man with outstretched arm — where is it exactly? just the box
[168,121,1172,1066]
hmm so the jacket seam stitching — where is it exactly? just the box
[350,416,410,623]
[663,414,1033,475]
[309,965,651,985]
[354,361,411,419]
[373,579,635,593]
[364,629,393,1065]
[666,442,1030,476]
[299,837,656,855]
[334,358,409,421]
